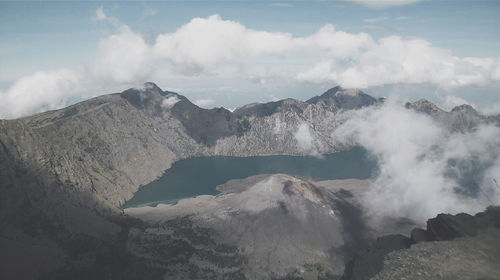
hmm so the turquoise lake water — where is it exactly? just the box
[123,147,377,208]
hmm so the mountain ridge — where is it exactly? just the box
[1,83,499,280]
[2,82,496,209]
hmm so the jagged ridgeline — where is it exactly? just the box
[1,83,499,280]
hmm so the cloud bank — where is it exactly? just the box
[1,11,499,118]
[154,14,294,72]
[297,37,500,89]
[334,100,500,223]
[0,69,85,119]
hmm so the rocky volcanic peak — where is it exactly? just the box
[129,173,492,280]
[306,86,379,110]
[126,175,386,279]
[450,104,478,115]
[405,98,445,116]
[447,104,485,132]
[122,83,253,147]
[234,98,308,118]
[119,82,183,111]
[406,98,500,132]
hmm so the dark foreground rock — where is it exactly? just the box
[341,206,500,280]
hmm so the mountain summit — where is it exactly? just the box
[306,86,379,110]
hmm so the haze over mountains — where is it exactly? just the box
[1,84,499,280]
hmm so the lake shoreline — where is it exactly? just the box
[123,147,377,208]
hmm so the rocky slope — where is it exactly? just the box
[126,175,415,280]
[2,83,494,209]
[1,83,499,280]
[0,83,378,210]
[128,175,500,280]
[342,206,500,280]
[0,84,381,280]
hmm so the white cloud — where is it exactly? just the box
[94,7,107,21]
[153,14,294,72]
[334,99,500,223]
[153,17,373,72]
[92,6,120,27]
[161,95,180,108]
[294,122,321,156]
[346,0,424,8]
[0,69,85,119]
[2,12,499,119]
[294,123,314,150]
[194,98,216,108]
[296,24,375,58]
[297,36,500,89]
[91,26,153,84]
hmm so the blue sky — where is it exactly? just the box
[1,0,500,117]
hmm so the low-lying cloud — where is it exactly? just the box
[194,98,216,108]
[294,122,322,156]
[294,123,314,151]
[161,95,180,109]
[334,99,500,223]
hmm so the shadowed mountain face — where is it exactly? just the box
[120,83,250,146]
[1,83,499,280]
[170,100,250,146]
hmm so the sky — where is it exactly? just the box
[1,0,500,118]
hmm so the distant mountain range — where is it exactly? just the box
[1,83,499,280]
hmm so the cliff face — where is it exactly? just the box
[0,87,198,208]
